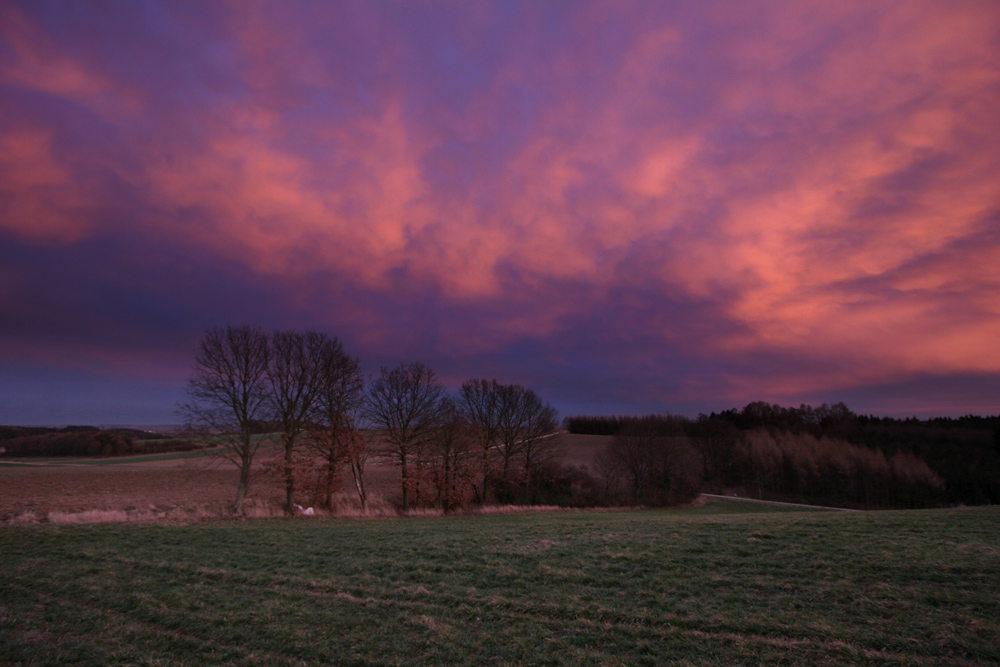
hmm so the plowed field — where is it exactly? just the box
[0,454,403,523]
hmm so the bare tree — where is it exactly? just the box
[461,380,560,504]
[611,421,658,504]
[344,428,372,512]
[428,397,474,511]
[267,330,327,515]
[367,362,446,511]
[651,416,700,504]
[594,444,626,503]
[459,378,504,503]
[179,325,271,513]
[495,383,528,498]
[516,391,560,503]
[604,415,691,505]
[306,337,367,511]
[495,384,559,500]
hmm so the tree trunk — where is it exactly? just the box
[284,438,295,516]
[443,456,453,511]
[400,453,409,511]
[235,455,252,513]
[351,460,368,513]
[478,447,490,504]
[631,471,642,505]
[501,454,512,503]
[233,480,246,514]
[324,450,337,509]
[524,464,533,505]
[414,457,423,507]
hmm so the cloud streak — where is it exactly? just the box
[1,0,998,423]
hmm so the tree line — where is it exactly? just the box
[0,426,201,458]
[567,402,1000,508]
[186,325,998,514]
[179,325,560,514]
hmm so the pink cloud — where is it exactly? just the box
[1,0,998,415]
[0,5,137,111]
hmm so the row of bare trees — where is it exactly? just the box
[179,325,560,514]
[364,371,560,510]
[460,379,560,503]
[179,326,366,513]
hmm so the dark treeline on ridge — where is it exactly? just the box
[0,426,201,458]
[566,402,1000,508]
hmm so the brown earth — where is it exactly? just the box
[0,452,411,523]
[0,457,279,521]
[0,467,243,517]
[0,434,608,524]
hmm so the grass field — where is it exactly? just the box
[2,504,998,666]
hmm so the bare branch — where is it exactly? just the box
[177,325,271,512]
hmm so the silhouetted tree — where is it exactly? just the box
[516,391,560,503]
[577,403,1000,507]
[179,325,271,513]
[495,383,529,499]
[460,378,504,503]
[268,330,327,515]
[306,336,366,511]
[427,397,475,510]
[0,431,134,457]
[367,362,446,511]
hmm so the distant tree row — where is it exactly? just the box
[563,414,666,436]
[733,430,943,508]
[180,329,1000,513]
[0,425,104,441]
[0,431,202,458]
[0,425,179,443]
[567,402,1000,508]
[565,402,858,437]
[180,325,561,514]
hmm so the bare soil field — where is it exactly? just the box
[0,454,395,523]
[0,433,604,524]
[0,467,244,518]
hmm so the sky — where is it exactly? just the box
[1,0,999,426]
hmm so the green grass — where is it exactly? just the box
[2,506,998,666]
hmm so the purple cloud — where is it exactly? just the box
[1,0,998,424]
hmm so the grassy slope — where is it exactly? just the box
[2,505,998,666]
